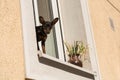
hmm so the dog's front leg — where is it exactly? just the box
[37,41,40,51]
[41,40,46,53]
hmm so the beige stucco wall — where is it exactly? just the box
[1,0,120,80]
[0,0,25,80]
[88,0,120,80]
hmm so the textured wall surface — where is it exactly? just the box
[88,0,120,80]
[0,0,25,80]
[1,0,120,80]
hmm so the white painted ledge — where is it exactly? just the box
[37,53,96,79]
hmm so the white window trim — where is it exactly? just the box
[80,0,101,80]
[20,0,101,80]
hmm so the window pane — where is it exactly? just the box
[37,0,58,58]
[58,0,92,70]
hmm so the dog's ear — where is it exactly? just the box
[51,18,59,26]
[39,16,45,24]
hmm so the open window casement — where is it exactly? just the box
[20,0,101,80]
[35,0,65,60]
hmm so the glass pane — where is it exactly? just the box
[37,0,58,58]
[58,0,92,70]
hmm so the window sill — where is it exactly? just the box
[38,53,96,79]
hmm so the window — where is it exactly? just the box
[20,0,101,80]
[34,0,65,59]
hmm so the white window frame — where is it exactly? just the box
[20,0,101,80]
[33,0,65,60]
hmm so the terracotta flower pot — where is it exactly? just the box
[68,54,83,67]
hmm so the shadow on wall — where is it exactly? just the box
[109,17,115,31]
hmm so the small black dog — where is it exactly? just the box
[36,16,59,53]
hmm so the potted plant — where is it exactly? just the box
[65,41,87,67]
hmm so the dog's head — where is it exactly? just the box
[39,16,59,34]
